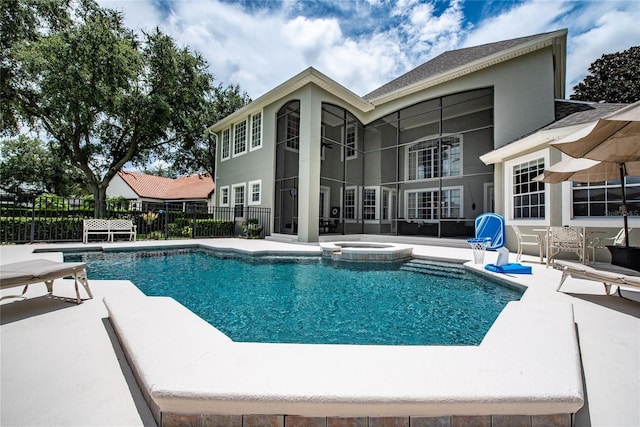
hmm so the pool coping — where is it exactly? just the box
[319,241,414,261]
[95,241,584,425]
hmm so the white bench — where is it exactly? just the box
[108,219,137,243]
[83,219,136,243]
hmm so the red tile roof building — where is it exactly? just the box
[107,171,214,204]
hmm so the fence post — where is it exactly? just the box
[192,205,197,239]
[29,196,36,244]
[164,202,169,240]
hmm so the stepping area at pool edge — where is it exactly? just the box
[1,237,639,427]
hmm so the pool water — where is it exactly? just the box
[66,249,522,345]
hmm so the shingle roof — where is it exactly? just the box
[545,100,629,130]
[364,30,563,101]
[117,171,214,200]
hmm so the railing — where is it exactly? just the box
[0,194,270,244]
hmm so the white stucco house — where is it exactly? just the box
[481,100,639,260]
[207,29,569,244]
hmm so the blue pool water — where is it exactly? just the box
[66,249,522,345]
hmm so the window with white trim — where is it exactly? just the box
[408,135,461,180]
[250,112,262,150]
[344,187,356,220]
[219,186,229,207]
[221,129,230,161]
[381,188,396,221]
[440,187,461,218]
[232,183,245,218]
[572,178,640,217]
[248,180,261,205]
[233,120,247,156]
[512,158,545,219]
[344,124,357,160]
[286,113,300,151]
[407,190,437,219]
[363,187,377,220]
[407,188,461,220]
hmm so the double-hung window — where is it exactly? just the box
[344,187,356,220]
[344,124,357,160]
[363,188,377,220]
[407,188,461,220]
[221,129,231,161]
[286,113,300,151]
[381,189,394,221]
[233,120,247,156]
[407,190,437,219]
[408,136,461,180]
[250,112,262,150]
[219,186,229,207]
[440,188,461,218]
[512,158,545,219]
[232,184,245,218]
[248,180,261,205]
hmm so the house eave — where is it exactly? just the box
[207,68,374,134]
[480,123,586,165]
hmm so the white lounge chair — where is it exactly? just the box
[0,259,93,304]
[554,259,640,296]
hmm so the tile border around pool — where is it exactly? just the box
[103,263,583,427]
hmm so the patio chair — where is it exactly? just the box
[0,259,93,304]
[586,228,632,263]
[512,225,544,263]
[547,226,585,266]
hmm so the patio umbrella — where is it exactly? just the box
[543,101,640,247]
[534,157,640,184]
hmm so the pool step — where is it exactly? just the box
[401,259,466,279]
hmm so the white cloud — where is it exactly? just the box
[565,6,640,92]
[96,0,640,100]
[283,16,343,51]
[462,0,573,47]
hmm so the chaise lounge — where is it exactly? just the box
[0,259,93,304]
[554,259,640,296]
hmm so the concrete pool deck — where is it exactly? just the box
[1,237,639,426]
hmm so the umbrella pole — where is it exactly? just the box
[619,163,630,248]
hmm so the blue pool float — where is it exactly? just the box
[484,263,532,274]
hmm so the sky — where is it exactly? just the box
[97,0,640,100]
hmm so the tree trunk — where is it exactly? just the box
[93,186,108,218]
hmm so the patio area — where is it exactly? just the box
[1,237,639,426]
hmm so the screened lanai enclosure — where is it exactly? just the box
[274,88,495,237]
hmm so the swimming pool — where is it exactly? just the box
[66,248,522,345]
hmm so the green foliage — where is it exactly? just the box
[193,219,234,237]
[166,84,251,177]
[3,0,249,216]
[34,193,68,210]
[0,216,82,243]
[242,218,263,239]
[571,46,640,103]
[0,135,86,195]
[1,0,72,134]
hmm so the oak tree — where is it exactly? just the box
[4,0,237,216]
[570,46,640,103]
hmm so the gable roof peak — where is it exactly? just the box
[365,29,567,103]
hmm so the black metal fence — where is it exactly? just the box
[0,194,270,244]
